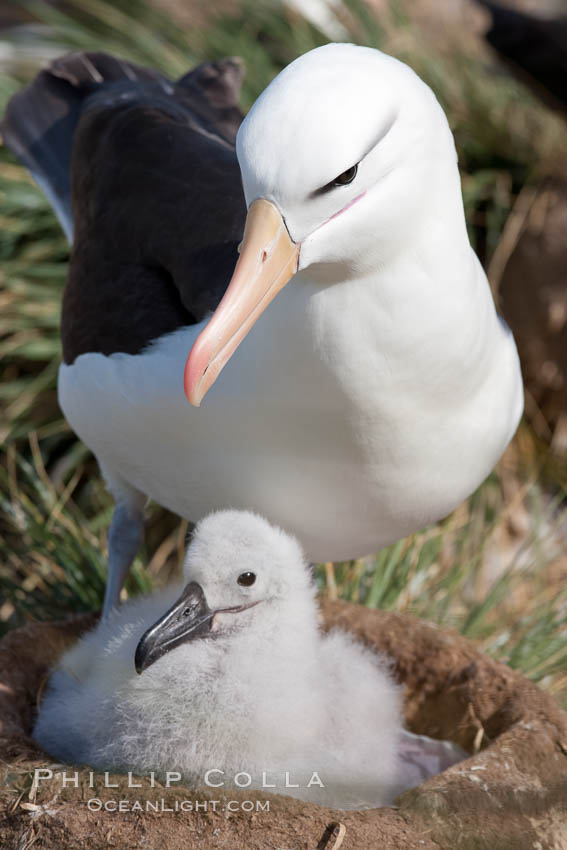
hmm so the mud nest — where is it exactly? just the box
[1,600,566,849]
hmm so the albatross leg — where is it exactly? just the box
[100,469,146,620]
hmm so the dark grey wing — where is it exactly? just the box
[1,52,173,240]
[478,1,567,113]
[1,52,247,362]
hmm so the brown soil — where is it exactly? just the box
[1,601,567,848]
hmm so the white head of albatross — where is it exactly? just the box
[185,42,471,404]
[33,510,464,810]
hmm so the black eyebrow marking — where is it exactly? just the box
[309,112,397,199]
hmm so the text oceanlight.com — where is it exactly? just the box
[86,798,270,813]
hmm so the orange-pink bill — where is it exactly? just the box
[184,199,300,406]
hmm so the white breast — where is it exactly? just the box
[58,248,522,563]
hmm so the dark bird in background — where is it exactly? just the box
[478,0,567,114]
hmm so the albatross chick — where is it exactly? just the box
[34,510,463,809]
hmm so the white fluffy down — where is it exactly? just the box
[34,510,462,809]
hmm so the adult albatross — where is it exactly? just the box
[2,44,523,617]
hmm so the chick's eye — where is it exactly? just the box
[332,164,358,187]
[237,571,256,587]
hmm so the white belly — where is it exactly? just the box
[58,276,523,562]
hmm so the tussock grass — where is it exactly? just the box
[0,0,566,705]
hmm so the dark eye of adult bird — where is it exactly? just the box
[333,164,358,186]
[237,571,256,586]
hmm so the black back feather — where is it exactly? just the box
[1,51,247,362]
